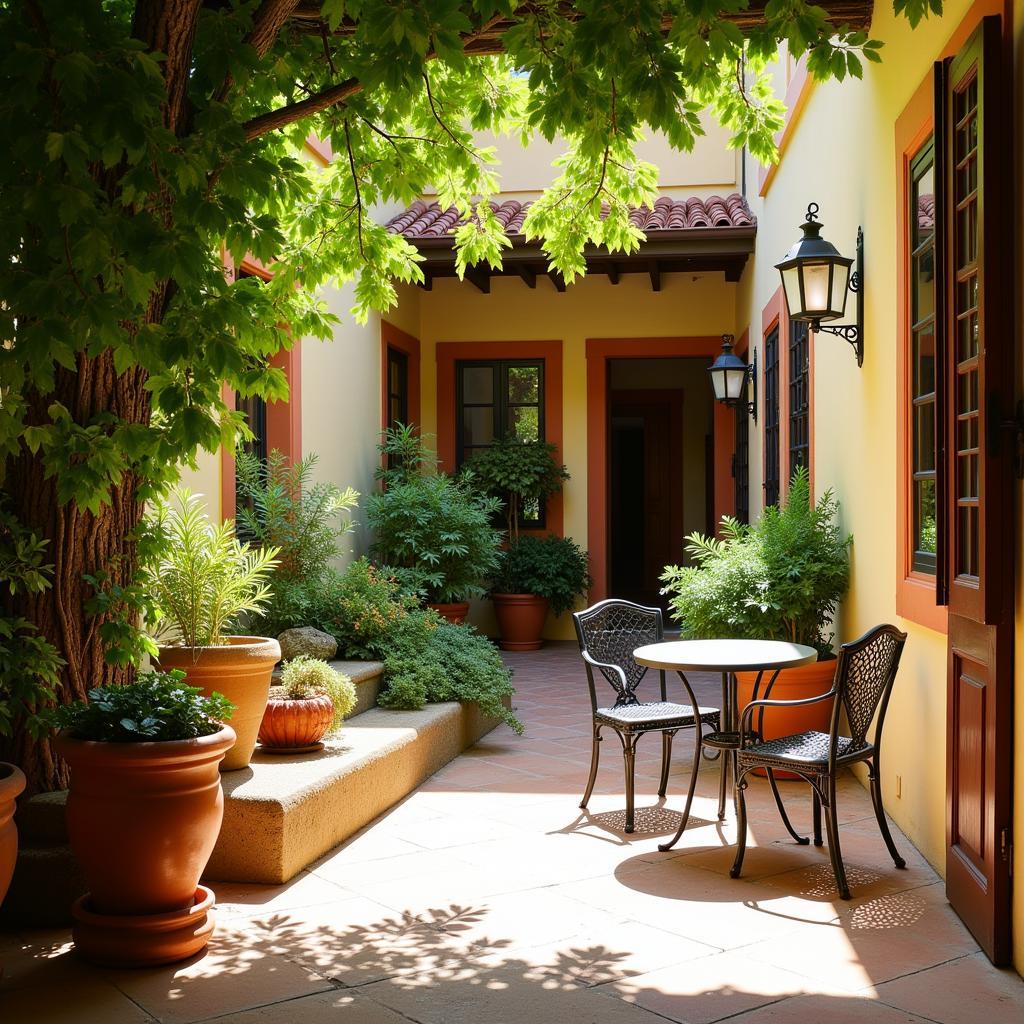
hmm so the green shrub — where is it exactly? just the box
[236,450,358,637]
[144,489,279,647]
[493,534,591,616]
[49,672,234,743]
[279,655,357,734]
[463,437,568,539]
[379,613,522,734]
[660,467,851,655]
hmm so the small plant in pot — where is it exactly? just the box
[491,535,591,651]
[661,467,851,761]
[259,656,357,754]
[145,489,281,770]
[369,425,503,624]
[50,673,235,966]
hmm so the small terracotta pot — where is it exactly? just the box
[736,657,836,779]
[55,726,235,918]
[0,761,27,908]
[427,601,470,625]
[157,637,280,770]
[259,689,334,753]
[492,593,549,651]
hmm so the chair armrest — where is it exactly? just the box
[739,689,837,746]
[580,650,630,693]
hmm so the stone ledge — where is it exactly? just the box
[203,700,500,885]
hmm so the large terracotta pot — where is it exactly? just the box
[492,593,549,651]
[157,636,280,770]
[259,689,334,753]
[427,601,470,625]
[0,762,27,908]
[55,726,234,966]
[737,657,837,779]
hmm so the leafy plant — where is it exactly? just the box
[661,468,851,655]
[464,438,569,540]
[49,672,234,743]
[493,535,591,616]
[279,655,357,734]
[144,489,280,648]
[368,427,503,603]
[236,449,359,636]
[379,613,522,734]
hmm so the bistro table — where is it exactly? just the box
[633,638,818,852]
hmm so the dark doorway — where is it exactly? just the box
[608,389,685,611]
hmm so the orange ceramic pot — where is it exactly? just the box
[55,726,234,918]
[0,761,27,908]
[157,637,280,770]
[492,593,549,651]
[427,601,470,625]
[736,657,836,779]
[259,690,334,753]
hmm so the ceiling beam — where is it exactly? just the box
[516,265,537,289]
[465,266,490,294]
[648,262,661,292]
[606,265,620,285]
[418,271,432,291]
[548,270,566,293]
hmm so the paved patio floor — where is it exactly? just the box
[2,642,1023,1022]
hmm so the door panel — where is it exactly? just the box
[937,15,1013,965]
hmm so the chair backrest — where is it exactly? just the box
[829,624,908,750]
[572,599,664,708]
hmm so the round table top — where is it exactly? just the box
[633,638,818,673]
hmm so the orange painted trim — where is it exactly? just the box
[304,135,332,165]
[585,336,727,601]
[435,340,564,539]
[894,72,948,635]
[759,57,813,196]
[381,320,422,432]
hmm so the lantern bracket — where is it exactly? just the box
[811,226,864,367]
[746,348,758,422]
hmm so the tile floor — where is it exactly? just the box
[2,642,1022,1023]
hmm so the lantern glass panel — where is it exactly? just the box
[801,261,832,315]
[725,366,746,400]
[781,266,803,317]
[829,261,851,316]
[710,367,727,401]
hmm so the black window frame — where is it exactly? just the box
[788,320,811,478]
[386,346,409,431]
[734,389,750,525]
[763,325,781,508]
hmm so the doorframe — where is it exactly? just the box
[586,337,734,601]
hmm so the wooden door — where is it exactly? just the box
[608,390,685,609]
[937,16,1014,965]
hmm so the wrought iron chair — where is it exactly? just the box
[730,624,908,898]
[573,599,720,834]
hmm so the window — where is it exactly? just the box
[457,359,545,525]
[386,347,409,430]
[909,139,937,574]
[788,321,810,476]
[734,387,750,525]
[763,326,781,507]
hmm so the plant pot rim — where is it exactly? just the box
[0,761,26,799]
[54,724,236,761]
[156,636,280,654]
[491,592,548,601]
[266,688,332,703]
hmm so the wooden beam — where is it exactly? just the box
[465,266,490,294]
[606,265,620,285]
[648,262,661,292]
[418,272,433,291]
[725,262,744,283]
[548,270,566,293]
[516,265,537,289]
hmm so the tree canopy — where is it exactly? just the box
[0,0,940,789]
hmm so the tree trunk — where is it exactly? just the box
[0,353,149,793]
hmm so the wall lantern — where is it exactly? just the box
[775,202,864,367]
[708,334,757,421]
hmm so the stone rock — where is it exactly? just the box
[277,626,338,662]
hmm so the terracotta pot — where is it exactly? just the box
[492,593,549,651]
[156,636,280,770]
[737,657,836,779]
[0,762,26,908]
[427,601,470,625]
[54,726,234,918]
[259,689,334,753]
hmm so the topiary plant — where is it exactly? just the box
[279,655,356,734]
[492,534,591,616]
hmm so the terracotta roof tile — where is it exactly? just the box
[387,192,755,241]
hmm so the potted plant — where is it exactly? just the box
[369,425,503,624]
[0,762,25,908]
[145,489,281,770]
[259,656,357,753]
[661,467,852,755]
[50,673,235,966]
[491,535,591,650]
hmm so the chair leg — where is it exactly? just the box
[717,746,729,821]
[730,770,750,879]
[580,724,603,810]
[822,776,850,900]
[659,728,702,852]
[622,733,638,834]
[658,730,675,799]
[812,789,823,847]
[766,768,809,845]
[869,760,906,869]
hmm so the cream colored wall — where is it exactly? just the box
[739,0,1024,972]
